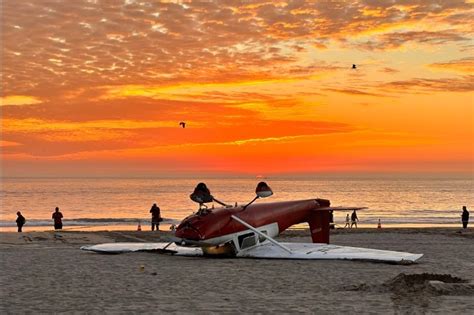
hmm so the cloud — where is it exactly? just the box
[2,1,472,96]
[0,140,22,148]
[325,88,385,97]
[1,117,353,157]
[1,96,254,122]
[353,30,469,51]
[0,95,42,106]
[382,75,474,92]
[428,57,474,73]
[379,67,399,73]
[1,1,473,175]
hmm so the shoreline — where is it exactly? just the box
[1,227,472,237]
[0,223,468,233]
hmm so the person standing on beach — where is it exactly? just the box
[351,210,359,228]
[344,214,350,228]
[52,207,63,230]
[150,203,162,231]
[16,211,26,232]
[461,206,469,229]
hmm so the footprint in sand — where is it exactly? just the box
[54,233,67,243]
[22,236,33,242]
[33,236,49,241]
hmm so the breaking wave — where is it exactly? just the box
[0,217,180,227]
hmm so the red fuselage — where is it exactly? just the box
[175,199,331,244]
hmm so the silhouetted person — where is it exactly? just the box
[52,207,63,230]
[351,210,359,228]
[179,122,186,128]
[344,213,350,228]
[16,211,26,232]
[461,206,469,229]
[150,203,162,231]
[352,64,357,69]
[329,210,335,229]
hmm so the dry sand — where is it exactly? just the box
[1,228,473,314]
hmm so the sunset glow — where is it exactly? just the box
[1,0,473,176]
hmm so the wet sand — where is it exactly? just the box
[1,228,473,313]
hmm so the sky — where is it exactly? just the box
[1,0,473,177]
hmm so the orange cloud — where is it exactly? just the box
[382,76,474,92]
[1,95,42,106]
[1,0,473,176]
[3,1,472,96]
[428,57,474,74]
[0,140,22,148]
[324,88,384,97]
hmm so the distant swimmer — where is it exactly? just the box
[461,206,469,229]
[16,211,26,232]
[179,122,186,128]
[352,64,357,69]
[52,207,63,230]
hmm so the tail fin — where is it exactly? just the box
[308,210,330,244]
[307,198,331,243]
[307,199,366,244]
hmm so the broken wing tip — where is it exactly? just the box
[399,253,424,265]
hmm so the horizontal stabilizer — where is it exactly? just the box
[315,206,368,211]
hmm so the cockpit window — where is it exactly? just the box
[238,232,257,249]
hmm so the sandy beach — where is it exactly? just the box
[1,228,473,314]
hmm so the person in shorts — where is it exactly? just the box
[52,207,63,230]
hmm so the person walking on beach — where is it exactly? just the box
[16,211,26,232]
[351,210,359,228]
[344,214,350,228]
[150,203,162,231]
[52,207,63,230]
[461,206,469,229]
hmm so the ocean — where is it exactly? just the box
[1,176,472,231]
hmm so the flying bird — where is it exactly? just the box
[179,122,186,128]
[352,64,357,69]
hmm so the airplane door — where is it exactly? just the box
[237,232,257,250]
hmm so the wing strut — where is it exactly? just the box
[231,215,292,254]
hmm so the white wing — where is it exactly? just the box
[237,242,423,264]
[80,242,203,256]
[80,242,423,264]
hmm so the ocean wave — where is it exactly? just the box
[0,215,463,227]
[356,217,461,224]
[0,217,180,227]
[370,209,462,215]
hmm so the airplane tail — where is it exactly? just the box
[308,199,331,244]
[307,199,366,244]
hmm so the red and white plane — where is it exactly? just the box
[82,182,423,264]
